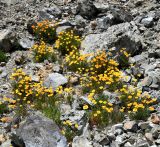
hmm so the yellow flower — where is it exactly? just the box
[83,105,88,110]
[93,113,98,117]
[120,108,124,112]
[75,123,79,129]
[99,86,104,90]
[149,107,154,111]
[61,130,65,135]
[128,95,132,99]
[108,103,113,106]
[133,108,137,112]
[97,110,101,114]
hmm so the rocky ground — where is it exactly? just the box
[0,0,160,147]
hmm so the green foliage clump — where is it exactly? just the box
[0,50,8,62]
[55,30,81,55]
[32,20,58,43]
[31,41,56,62]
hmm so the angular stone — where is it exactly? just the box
[145,133,154,142]
[138,122,150,130]
[81,22,142,55]
[102,90,120,104]
[124,121,138,132]
[0,29,15,52]
[44,73,68,90]
[150,114,160,124]
[19,38,34,49]
[141,76,153,87]
[76,0,98,19]
[137,140,149,147]
[141,17,154,28]
[13,112,67,147]
[72,136,92,147]
[38,5,62,20]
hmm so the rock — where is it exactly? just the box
[60,110,86,130]
[14,52,26,65]
[31,75,40,82]
[132,53,148,63]
[69,76,79,84]
[112,123,123,130]
[151,127,160,139]
[76,0,99,19]
[110,6,133,24]
[19,38,34,49]
[96,15,113,30]
[100,137,110,146]
[81,22,142,55]
[115,133,130,145]
[60,103,71,114]
[141,17,154,28]
[56,26,72,35]
[38,5,62,20]
[124,121,138,132]
[93,2,109,13]
[72,136,92,147]
[155,139,160,145]
[1,139,12,147]
[155,19,160,31]
[102,90,119,104]
[93,130,110,145]
[150,114,160,124]
[107,132,116,141]
[114,129,123,136]
[80,96,93,106]
[0,29,15,52]
[134,0,144,6]
[145,133,154,142]
[13,112,67,147]
[75,15,87,28]
[44,73,68,90]
[124,142,132,147]
[0,117,13,123]
[0,134,6,144]
[138,122,150,130]
[137,140,149,147]
[141,76,153,87]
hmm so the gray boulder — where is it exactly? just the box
[44,73,68,90]
[0,29,15,52]
[13,112,67,147]
[76,0,99,19]
[19,38,34,49]
[38,5,62,20]
[141,17,154,28]
[81,22,143,55]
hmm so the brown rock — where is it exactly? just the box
[0,134,6,144]
[145,133,154,142]
[150,114,160,124]
[0,117,13,123]
[124,121,138,132]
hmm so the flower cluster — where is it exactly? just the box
[81,50,122,93]
[65,49,89,72]
[83,91,124,127]
[61,120,79,142]
[118,85,157,120]
[55,30,81,55]
[56,86,74,105]
[32,20,58,43]
[31,41,56,62]
[10,68,57,116]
